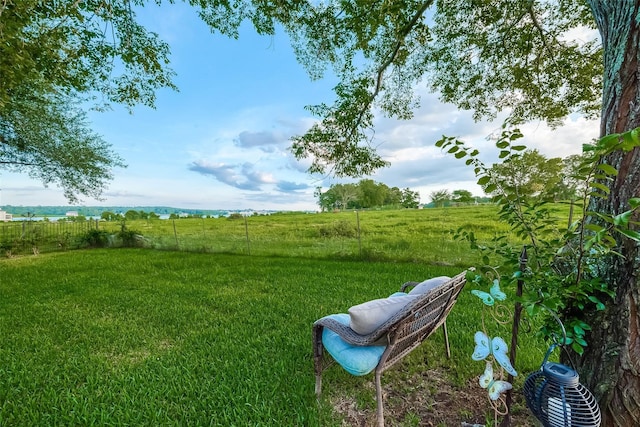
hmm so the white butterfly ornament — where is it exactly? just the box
[479,361,512,400]
[471,279,507,306]
[472,331,518,377]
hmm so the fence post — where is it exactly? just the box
[356,210,362,258]
[172,219,179,250]
[501,246,528,427]
[244,215,250,255]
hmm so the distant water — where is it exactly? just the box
[11,216,101,222]
[10,214,184,221]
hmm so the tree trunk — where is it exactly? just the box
[579,2,640,426]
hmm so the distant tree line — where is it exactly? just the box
[2,206,230,219]
[429,150,588,207]
[315,179,420,211]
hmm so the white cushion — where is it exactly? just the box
[348,294,418,335]
[408,276,450,295]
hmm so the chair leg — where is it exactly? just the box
[313,325,324,397]
[315,373,322,396]
[442,320,451,359]
[375,371,384,427]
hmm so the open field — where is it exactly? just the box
[1,205,573,262]
[0,206,572,425]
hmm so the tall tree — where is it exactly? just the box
[400,187,420,208]
[284,1,639,424]
[452,189,474,204]
[385,186,404,206]
[486,149,564,199]
[331,183,361,210]
[358,179,387,208]
[429,189,451,208]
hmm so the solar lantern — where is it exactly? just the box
[524,338,601,427]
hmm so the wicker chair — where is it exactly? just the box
[312,270,468,427]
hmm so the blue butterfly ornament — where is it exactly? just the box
[472,331,518,377]
[479,361,512,400]
[471,279,506,306]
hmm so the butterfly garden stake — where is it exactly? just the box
[468,270,516,424]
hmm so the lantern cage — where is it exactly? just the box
[523,308,601,427]
[523,358,601,427]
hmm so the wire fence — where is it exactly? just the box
[0,208,504,265]
[0,219,100,255]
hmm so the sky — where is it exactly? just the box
[0,3,601,212]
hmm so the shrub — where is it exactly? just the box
[116,222,145,248]
[79,229,111,248]
[227,213,244,220]
[117,228,145,248]
[318,220,357,238]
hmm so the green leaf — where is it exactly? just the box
[575,337,588,346]
[484,183,497,193]
[511,145,526,151]
[587,295,601,305]
[498,150,510,159]
[589,191,608,199]
[621,131,639,151]
[589,182,610,194]
[584,223,605,233]
[613,210,633,226]
[571,342,584,355]
[597,163,618,176]
[477,176,491,185]
[618,229,640,241]
[597,133,621,150]
[629,198,640,208]
[455,150,467,159]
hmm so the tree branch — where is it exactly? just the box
[0,160,41,167]
[347,1,433,143]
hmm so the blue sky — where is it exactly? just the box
[0,3,600,211]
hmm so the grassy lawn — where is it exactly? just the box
[0,248,547,425]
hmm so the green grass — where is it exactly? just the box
[0,249,547,425]
[100,205,531,264]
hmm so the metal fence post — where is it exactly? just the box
[356,210,362,258]
[501,246,528,427]
[172,219,179,250]
[244,215,250,256]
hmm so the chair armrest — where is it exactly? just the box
[313,317,388,346]
[400,281,420,292]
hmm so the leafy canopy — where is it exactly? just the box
[284,0,601,176]
[0,0,175,202]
